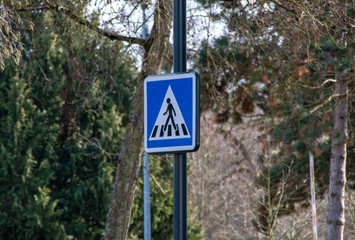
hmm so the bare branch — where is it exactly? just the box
[14,2,146,46]
[14,6,54,12]
[310,92,347,114]
[143,165,166,195]
[297,78,337,89]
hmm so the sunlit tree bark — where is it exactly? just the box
[326,76,348,240]
[103,0,173,239]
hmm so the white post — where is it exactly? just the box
[309,151,318,240]
[143,153,151,240]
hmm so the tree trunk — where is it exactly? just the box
[103,0,173,239]
[326,76,348,240]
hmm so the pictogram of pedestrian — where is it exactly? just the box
[163,98,177,131]
[147,85,191,140]
[144,73,199,153]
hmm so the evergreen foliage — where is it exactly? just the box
[0,76,67,239]
[0,9,136,239]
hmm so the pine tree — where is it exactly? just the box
[0,74,67,240]
[0,8,137,239]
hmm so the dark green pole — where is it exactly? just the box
[173,0,187,239]
[173,0,186,72]
[173,153,187,240]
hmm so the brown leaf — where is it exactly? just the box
[294,65,309,80]
[299,131,305,139]
[314,147,322,157]
[239,45,245,55]
[262,75,269,84]
[306,77,311,85]
[263,141,270,149]
[277,58,281,65]
[324,113,331,122]
[268,97,277,106]
[213,110,229,124]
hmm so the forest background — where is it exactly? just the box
[0,0,354,239]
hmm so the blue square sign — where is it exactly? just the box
[144,72,200,154]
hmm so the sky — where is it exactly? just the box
[87,0,226,70]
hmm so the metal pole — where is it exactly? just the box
[143,154,151,240]
[142,4,151,240]
[173,0,187,239]
[173,153,187,240]
[173,0,186,73]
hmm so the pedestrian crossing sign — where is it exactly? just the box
[144,72,200,154]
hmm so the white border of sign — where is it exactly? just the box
[144,72,200,154]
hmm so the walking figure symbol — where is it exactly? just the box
[148,85,190,140]
[163,98,177,131]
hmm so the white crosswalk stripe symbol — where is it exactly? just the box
[149,85,190,141]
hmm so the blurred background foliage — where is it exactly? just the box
[0,0,354,239]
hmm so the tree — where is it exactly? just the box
[101,0,173,238]
[0,75,67,240]
[193,0,354,238]
[0,4,138,239]
[327,76,349,239]
[5,0,175,239]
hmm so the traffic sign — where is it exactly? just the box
[144,72,200,154]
